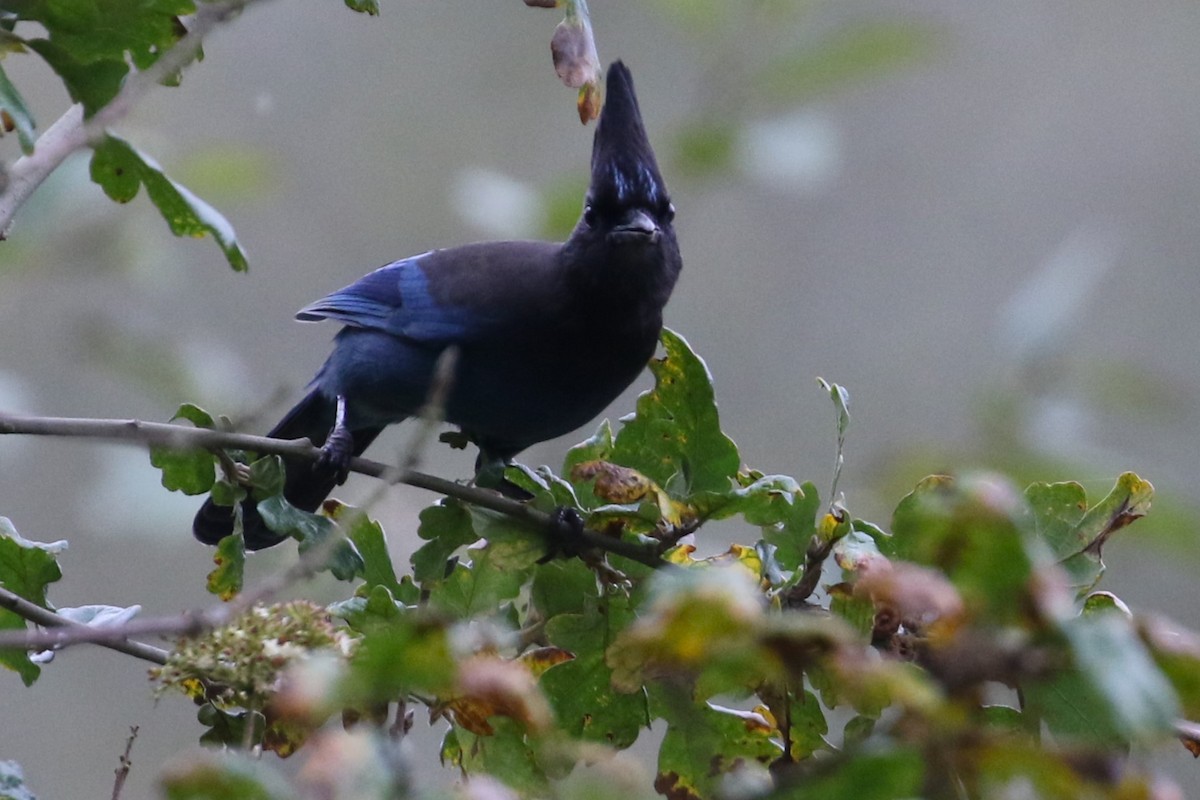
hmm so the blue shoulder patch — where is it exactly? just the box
[295,252,476,342]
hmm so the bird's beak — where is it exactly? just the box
[610,208,660,244]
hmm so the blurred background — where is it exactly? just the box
[2,0,1200,796]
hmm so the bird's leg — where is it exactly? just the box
[316,395,355,484]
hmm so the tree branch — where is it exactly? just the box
[110,726,139,800]
[0,585,169,665]
[0,509,351,656]
[0,411,667,568]
[0,0,260,237]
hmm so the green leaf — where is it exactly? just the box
[23,0,194,68]
[161,750,291,800]
[819,379,852,442]
[841,715,875,747]
[344,610,454,702]
[1066,613,1178,739]
[0,518,65,607]
[1026,613,1178,744]
[256,496,363,581]
[151,449,215,496]
[771,747,925,800]
[90,134,248,271]
[411,499,477,584]
[652,686,779,800]
[0,65,36,154]
[504,462,582,512]
[343,0,380,14]
[541,591,647,747]
[343,513,401,596]
[1027,473,1153,595]
[827,582,875,640]
[440,727,462,769]
[466,508,547,572]
[608,328,740,497]
[428,548,524,620]
[698,475,819,571]
[787,689,829,760]
[196,704,263,749]
[0,519,66,685]
[25,39,127,115]
[209,479,247,509]
[886,474,1034,624]
[1140,616,1200,722]
[157,406,217,486]
[246,455,285,500]
[170,402,215,429]
[818,378,851,501]
[0,760,38,800]
[451,718,549,797]
[531,559,601,619]
[150,445,215,495]
[149,404,219,495]
[979,705,1026,735]
[205,534,245,600]
[329,584,404,635]
[607,568,793,698]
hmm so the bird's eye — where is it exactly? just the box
[583,204,597,226]
[662,202,676,223]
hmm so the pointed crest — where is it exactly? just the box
[590,61,667,209]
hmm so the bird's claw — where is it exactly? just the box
[314,395,354,484]
[230,460,253,485]
[316,426,355,485]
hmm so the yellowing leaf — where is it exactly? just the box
[443,655,554,735]
[518,646,574,679]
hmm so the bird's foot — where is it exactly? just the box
[316,429,354,484]
[221,458,252,486]
[315,395,354,484]
[538,506,587,563]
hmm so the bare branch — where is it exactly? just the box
[0,410,667,568]
[0,520,348,655]
[0,585,170,664]
[0,0,261,237]
[0,403,665,657]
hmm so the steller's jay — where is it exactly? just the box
[194,61,681,549]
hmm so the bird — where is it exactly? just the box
[194,60,682,550]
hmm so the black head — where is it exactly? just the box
[577,61,676,247]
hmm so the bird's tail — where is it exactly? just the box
[192,390,384,550]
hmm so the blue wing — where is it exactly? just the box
[296,241,564,344]
[296,253,477,342]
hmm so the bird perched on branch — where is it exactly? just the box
[194,60,681,550]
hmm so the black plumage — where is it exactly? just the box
[194,61,681,549]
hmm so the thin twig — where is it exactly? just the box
[0,0,260,236]
[110,726,139,800]
[0,411,667,568]
[786,531,839,607]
